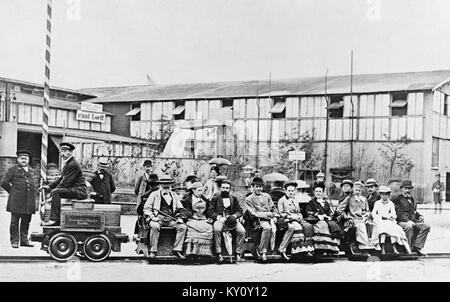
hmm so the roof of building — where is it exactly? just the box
[17,124,157,145]
[85,70,450,104]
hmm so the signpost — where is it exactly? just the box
[289,150,306,180]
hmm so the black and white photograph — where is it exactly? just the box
[1,0,450,287]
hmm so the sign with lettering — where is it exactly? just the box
[76,110,106,123]
[289,151,306,161]
[80,102,103,113]
[61,212,105,232]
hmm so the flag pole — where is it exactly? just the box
[41,0,52,183]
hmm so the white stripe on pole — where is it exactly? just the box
[41,0,52,182]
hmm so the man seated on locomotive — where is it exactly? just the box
[277,182,315,260]
[336,181,380,251]
[204,166,221,200]
[245,177,279,262]
[305,184,341,254]
[366,178,380,212]
[181,182,214,257]
[143,177,188,259]
[40,143,88,226]
[372,186,411,255]
[90,159,116,204]
[339,179,353,204]
[209,179,245,263]
[392,180,430,257]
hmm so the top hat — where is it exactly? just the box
[143,159,152,167]
[251,177,264,186]
[284,181,298,189]
[60,142,75,151]
[224,215,237,231]
[158,176,175,185]
[400,180,414,189]
[378,185,391,194]
[365,178,378,187]
[340,179,354,188]
[16,150,31,158]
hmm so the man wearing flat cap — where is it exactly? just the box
[1,150,37,248]
[41,142,88,226]
[208,179,245,262]
[245,177,278,261]
[90,159,116,204]
[143,176,188,259]
[392,180,430,256]
[366,178,380,212]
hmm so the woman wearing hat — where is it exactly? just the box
[277,182,315,259]
[372,186,411,255]
[306,183,341,254]
[181,182,214,257]
[336,181,380,251]
[204,166,221,200]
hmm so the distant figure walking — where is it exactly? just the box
[432,173,445,214]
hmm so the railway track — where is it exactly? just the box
[1,253,450,263]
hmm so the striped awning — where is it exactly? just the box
[270,102,286,114]
[125,107,141,116]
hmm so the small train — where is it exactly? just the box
[30,195,418,263]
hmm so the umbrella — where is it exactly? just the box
[269,218,277,252]
[209,157,232,166]
[263,173,289,183]
[222,231,233,261]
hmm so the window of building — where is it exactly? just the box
[222,99,233,108]
[125,103,141,121]
[172,100,185,120]
[328,95,344,118]
[445,95,448,116]
[270,97,286,119]
[432,137,439,167]
[391,92,408,116]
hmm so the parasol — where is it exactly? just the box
[209,157,232,166]
[263,172,289,183]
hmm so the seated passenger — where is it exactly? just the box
[245,177,278,262]
[41,143,88,226]
[392,180,430,256]
[336,181,380,251]
[306,184,341,254]
[277,182,315,260]
[209,179,245,263]
[143,177,188,259]
[181,182,214,257]
[372,185,411,255]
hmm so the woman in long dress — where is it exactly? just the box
[306,184,341,254]
[181,182,214,257]
[372,185,412,254]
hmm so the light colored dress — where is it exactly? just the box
[372,199,408,246]
[184,199,213,256]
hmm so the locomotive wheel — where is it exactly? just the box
[83,235,111,262]
[48,233,78,262]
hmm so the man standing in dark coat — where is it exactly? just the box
[1,150,37,248]
[392,180,430,256]
[208,179,245,262]
[90,159,116,204]
[41,143,88,226]
[366,178,380,211]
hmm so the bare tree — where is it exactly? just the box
[378,135,414,179]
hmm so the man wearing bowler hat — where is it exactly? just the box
[366,178,380,211]
[392,180,431,256]
[143,176,188,259]
[1,150,37,248]
[90,159,116,204]
[209,179,245,263]
[135,159,154,208]
[40,142,88,226]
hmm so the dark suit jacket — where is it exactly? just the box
[181,193,213,219]
[367,192,381,212]
[269,188,286,205]
[49,156,87,198]
[1,165,37,214]
[91,171,116,204]
[392,194,421,223]
[208,194,243,221]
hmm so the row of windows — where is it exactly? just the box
[73,142,154,159]
[132,92,425,122]
[433,91,449,116]
[11,103,111,132]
